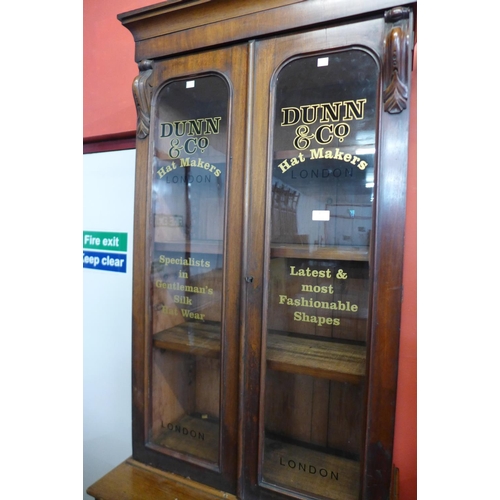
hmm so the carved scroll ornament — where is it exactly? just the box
[383,7,411,114]
[132,59,154,139]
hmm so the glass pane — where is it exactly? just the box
[149,75,228,464]
[262,50,378,499]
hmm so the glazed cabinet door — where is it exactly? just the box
[241,9,412,500]
[131,45,248,494]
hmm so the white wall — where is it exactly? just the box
[83,149,136,499]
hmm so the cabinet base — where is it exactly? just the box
[87,458,399,499]
[86,458,237,500]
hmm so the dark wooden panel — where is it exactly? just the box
[119,0,403,62]
[83,134,136,154]
[154,323,221,357]
[262,439,360,500]
[130,43,249,494]
[114,3,416,500]
[271,243,369,261]
[267,333,366,383]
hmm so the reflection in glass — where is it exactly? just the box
[149,75,229,465]
[262,50,378,499]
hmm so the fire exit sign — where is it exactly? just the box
[83,231,128,252]
[83,231,128,273]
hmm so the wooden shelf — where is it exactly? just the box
[86,457,236,500]
[267,333,366,384]
[154,240,223,254]
[271,243,369,261]
[154,323,221,358]
[154,324,365,383]
[153,241,368,260]
[149,416,361,500]
[151,414,220,464]
[262,438,360,500]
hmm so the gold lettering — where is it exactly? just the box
[181,309,205,321]
[281,107,300,126]
[278,159,292,173]
[281,99,367,151]
[160,117,221,136]
[293,311,341,326]
[342,99,366,120]
[310,148,324,160]
[300,283,335,294]
[289,266,331,278]
[278,293,357,312]
[205,117,221,135]
[161,306,178,316]
[319,101,342,122]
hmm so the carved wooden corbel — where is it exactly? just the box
[383,7,412,114]
[132,59,154,139]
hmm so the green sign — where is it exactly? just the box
[83,231,128,252]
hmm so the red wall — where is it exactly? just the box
[83,0,154,140]
[83,2,417,498]
[393,44,417,500]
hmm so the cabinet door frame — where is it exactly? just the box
[240,10,413,500]
[130,44,249,494]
